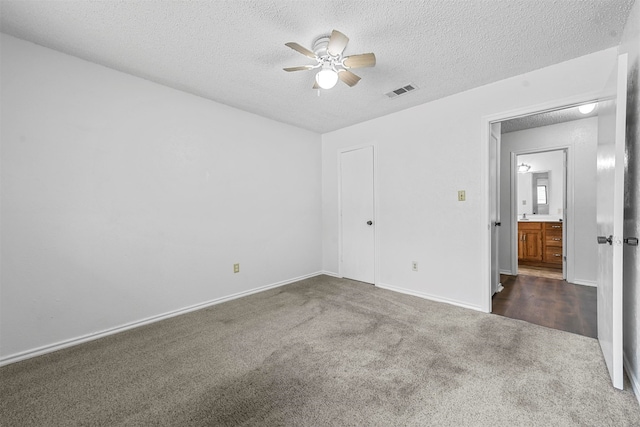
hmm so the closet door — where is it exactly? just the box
[340,146,375,284]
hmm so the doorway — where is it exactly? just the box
[514,149,567,280]
[495,102,603,289]
[487,101,601,338]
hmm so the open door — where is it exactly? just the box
[596,53,627,390]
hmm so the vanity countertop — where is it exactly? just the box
[518,216,563,223]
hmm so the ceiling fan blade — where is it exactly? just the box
[343,53,376,69]
[338,70,361,87]
[327,30,349,56]
[285,42,317,59]
[283,65,314,72]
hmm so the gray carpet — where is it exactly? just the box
[1,275,639,426]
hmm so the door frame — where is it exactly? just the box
[510,147,570,280]
[481,91,601,313]
[337,142,379,284]
[490,123,503,295]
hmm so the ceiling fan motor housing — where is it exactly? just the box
[313,35,335,65]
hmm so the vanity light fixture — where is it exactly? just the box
[517,163,531,173]
[578,102,597,114]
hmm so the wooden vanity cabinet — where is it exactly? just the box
[518,222,543,261]
[518,221,563,268]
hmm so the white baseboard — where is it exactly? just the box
[571,279,597,287]
[0,271,324,367]
[624,353,640,407]
[499,269,515,276]
[376,282,484,312]
[320,270,340,278]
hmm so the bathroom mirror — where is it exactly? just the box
[532,172,549,214]
[516,150,564,218]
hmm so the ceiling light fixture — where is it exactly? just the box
[578,103,597,114]
[517,163,531,173]
[283,30,376,91]
[316,65,338,89]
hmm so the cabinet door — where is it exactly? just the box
[518,232,524,259]
[518,222,543,261]
[522,230,543,261]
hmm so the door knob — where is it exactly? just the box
[597,235,613,245]
[624,237,638,246]
[494,222,501,227]
[366,220,373,226]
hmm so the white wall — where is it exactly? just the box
[516,151,564,217]
[499,118,598,285]
[619,0,640,405]
[0,34,322,362]
[516,170,533,216]
[322,49,616,310]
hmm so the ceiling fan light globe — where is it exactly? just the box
[578,103,597,114]
[316,69,338,89]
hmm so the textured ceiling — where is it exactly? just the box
[501,100,610,133]
[0,0,634,134]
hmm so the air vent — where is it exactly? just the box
[385,84,418,99]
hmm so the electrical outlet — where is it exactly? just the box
[412,261,418,271]
[233,263,240,273]
[458,190,466,201]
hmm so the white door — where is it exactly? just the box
[596,53,627,390]
[490,123,502,294]
[340,146,375,284]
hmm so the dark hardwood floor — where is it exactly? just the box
[517,264,563,280]
[492,274,597,338]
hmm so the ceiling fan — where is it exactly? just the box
[283,30,376,90]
